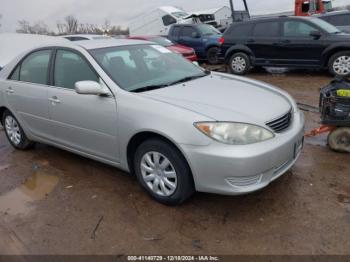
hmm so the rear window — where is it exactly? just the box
[225,23,253,37]
[252,22,280,37]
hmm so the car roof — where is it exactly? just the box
[314,10,350,17]
[74,39,151,50]
[231,16,319,24]
[63,34,110,38]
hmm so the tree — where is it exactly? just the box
[65,15,78,34]
[16,20,51,35]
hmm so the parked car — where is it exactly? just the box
[128,35,197,61]
[168,24,222,64]
[219,16,350,76]
[129,6,194,36]
[63,34,112,41]
[315,10,350,33]
[0,40,304,205]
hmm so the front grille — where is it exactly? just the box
[266,110,292,133]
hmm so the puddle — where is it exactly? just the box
[0,172,59,216]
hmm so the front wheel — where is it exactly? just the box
[2,110,34,150]
[328,128,350,153]
[133,139,194,205]
[328,51,350,76]
[228,52,252,75]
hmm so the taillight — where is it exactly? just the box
[219,37,225,45]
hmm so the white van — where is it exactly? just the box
[129,6,196,36]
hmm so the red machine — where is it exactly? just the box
[295,0,326,16]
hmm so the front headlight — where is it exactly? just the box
[195,122,274,145]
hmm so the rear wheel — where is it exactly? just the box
[206,47,219,65]
[328,127,350,153]
[2,110,33,150]
[228,52,251,75]
[328,51,350,76]
[133,139,194,205]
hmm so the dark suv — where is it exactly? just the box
[219,16,350,76]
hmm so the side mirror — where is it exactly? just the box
[75,81,109,96]
[310,30,322,38]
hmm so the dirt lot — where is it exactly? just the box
[0,69,349,255]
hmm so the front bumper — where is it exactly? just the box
[180,111,305,195]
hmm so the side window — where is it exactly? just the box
[54,50,99,89]
[162,15,177,26]
[181,27,198,38]
[172,26,180,37]
[226,24,253,38]
[17,50,51,85]
[329,14,349,26]
[284,21,316,37]
[252,22,280,37]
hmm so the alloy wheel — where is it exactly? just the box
[140,151,178,197]
[333,56,350,76]
[231,56,247,73]
[4,115,22,145]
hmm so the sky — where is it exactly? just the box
[0,0,348,33]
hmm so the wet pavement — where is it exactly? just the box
[0,70,350,255]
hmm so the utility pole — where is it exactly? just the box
[243,0,251,18]
[229,0,251,21]
[229,0,235,21]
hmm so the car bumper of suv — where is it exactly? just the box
[180,111,305,195]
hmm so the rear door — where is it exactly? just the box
[48,48,119,161]
[5,49,53,140]
[278,19,327,66]
[247,21,282,65]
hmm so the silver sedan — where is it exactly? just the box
[0,40,304,205]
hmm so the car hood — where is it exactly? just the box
[140,73,292,124]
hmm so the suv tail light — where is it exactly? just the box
[219,37,225,45]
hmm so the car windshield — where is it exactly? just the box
[310,17,341,33]
[149,37,174,47]
[197,24,221,36]
[172,11,189,18]
[90,44,207,92]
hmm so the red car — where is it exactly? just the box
[128,36,197,62]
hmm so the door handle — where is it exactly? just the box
[49,97,61,104]
[6,87,14,94]
[247,39,255,43]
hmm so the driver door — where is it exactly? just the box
[48,49,119,162]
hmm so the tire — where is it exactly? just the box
[133,139,195,205]
[328,51,350,77]
[2,110,34,150]
[228,52,252,75]
[206,47,219,65]
[327,128,350,153]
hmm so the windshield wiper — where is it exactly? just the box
[167,72,210,86]
[131,84,168,93]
